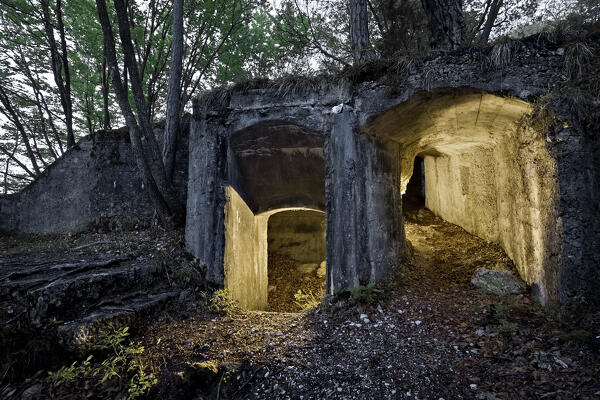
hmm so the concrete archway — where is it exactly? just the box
[361,87,561,303]
[222,121,326,309]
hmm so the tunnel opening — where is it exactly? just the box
[267,209,326,312]
[402,156,426,214]
[223,121,326,311]
[362,88,561,302]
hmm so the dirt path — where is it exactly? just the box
[3,211,599,399]
[135,210,599,399]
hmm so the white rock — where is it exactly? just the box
[331,104,344,114]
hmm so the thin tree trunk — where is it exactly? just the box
[163,0,184,183]
[55,0,75,148]
[349,0,376,64]
[0,87,41,175]
[421,0,465,50]
[112,0,183,219]
[95,0,178,227]
[478,0,503,44]
[101,55,111,131]
[40,0,75,148]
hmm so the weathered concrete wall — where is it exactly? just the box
[325,109,403,293]
[424,118,561,300]
[267,210,325,263]
[223,187,268,310]
[0,132,150,234]
[188,34,600,304]
[0,121,190,234]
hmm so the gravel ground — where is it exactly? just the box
[3,210,599,399]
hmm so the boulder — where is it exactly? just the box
[471,268,526,295]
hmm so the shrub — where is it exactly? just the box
[349,284,376,306]
[294,289,322,311]
[210,289,238,314]
[48,327,157,399]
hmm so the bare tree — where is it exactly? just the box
[95,0,182,227]
[0,85,41,176]
[162,0,184,182]
[421,0,465,50]
[40,0,76,148]
[350,0,376,63]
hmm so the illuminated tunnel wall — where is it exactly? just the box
[223,121,325,310]
[362,88,561,301]
[187,63,599,307]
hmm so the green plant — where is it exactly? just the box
[294,289,322,311]
[493,296,519,334]
[48,327,157,399]
[498,319,518,334]
[559,329,592,345]
[210,289,238,314]
[48,355,93,385]
[349,284,376,306]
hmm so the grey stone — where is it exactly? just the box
[471,268,526,295]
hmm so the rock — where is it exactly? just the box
[21,383,42,399]
[475,329,485,337]
[316,261,326,278]
[471,268,526,295]
[297,263,318,274]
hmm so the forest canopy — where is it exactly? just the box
[0,0,597,195]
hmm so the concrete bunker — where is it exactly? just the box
[363,87,562,301]
[223,121,326,310]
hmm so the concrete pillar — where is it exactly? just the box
[185,115,227,284]
[325,109,403,295]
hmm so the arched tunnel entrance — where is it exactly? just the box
[223,121,326,311]
[364,87,561,301]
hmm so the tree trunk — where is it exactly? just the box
[111,0,184,221]
[40,0,75,149]
[95,0,176,227]
[349,0,376,64]
[163,0,184,183]
[55,0,75,148]
[0,86,41,176]
[478,0,503,44]
[101,55,111,131]
[421,0,465,50]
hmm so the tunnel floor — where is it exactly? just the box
[403,208,517,289]
[267,253,326,313]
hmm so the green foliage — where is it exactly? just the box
[48,327,157,399]
[294,289,322,311]
[493,295,519,334]
[349,284,376,306]
[498,319,518,334]
[210,289,238,314]
[49,355,94,385]
[559,329,592,344]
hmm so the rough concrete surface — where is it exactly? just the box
[1,36,598,306]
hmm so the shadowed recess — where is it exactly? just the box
[230,120,325,213]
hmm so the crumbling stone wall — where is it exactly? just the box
[0,121,189,234]
[2,33,597,306]
[188,33,599,306]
